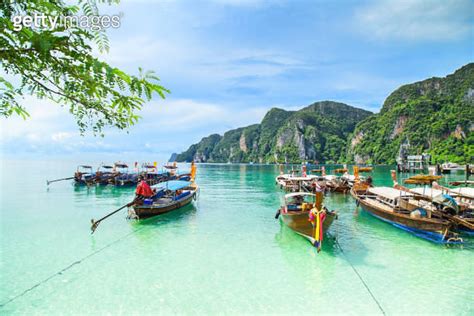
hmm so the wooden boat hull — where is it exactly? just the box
[132,190,196,219]
[327,182,350,193]
[280,210,336,243]
[351,189,460,243]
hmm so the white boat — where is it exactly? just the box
[441,162,464,173]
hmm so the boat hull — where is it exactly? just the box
[280,210,336,243]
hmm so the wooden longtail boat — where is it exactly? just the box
[390,172,474,235]
[325,178,350,193]
[351,186,462,244]
[111,162,139,186]
[277,191,337,250]
[95,164,116,185]
[131,181,198,219]
[358,167,373,172]
[131,163,198,219]
[74,165,95,185]
[334,168,348,174]
[276,175,322,192]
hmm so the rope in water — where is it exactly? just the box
[0,222,145,308]
[333,224,386,316]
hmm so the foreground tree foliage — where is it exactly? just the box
[0,0,168,134]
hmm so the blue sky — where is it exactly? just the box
[1,0,473,162]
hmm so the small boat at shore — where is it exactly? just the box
[351,185,462,244]
[276,191,337,250]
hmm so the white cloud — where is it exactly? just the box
[51,132,74,142]
[355,0,473,41]
[0,95,271,156]
[134,98,269,132]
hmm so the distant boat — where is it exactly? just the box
[441,162,464,173]
[95,164,116,185]
[358,166,373,172]
[111,162,139,187]
[74,165,95,185]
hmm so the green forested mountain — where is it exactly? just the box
[177,64,474,164]
[176,101,372,163]
[347,63,474,164]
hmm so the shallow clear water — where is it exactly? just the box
[0,161,473,315]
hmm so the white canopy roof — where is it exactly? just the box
[282,176,317,181]
[285,192,316,199]
[450,187,474,199]
[368,187,412,200]
[410,187,443,197]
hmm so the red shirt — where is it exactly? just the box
[136,180,154,197]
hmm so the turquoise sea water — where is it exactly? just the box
[0,160,473,315]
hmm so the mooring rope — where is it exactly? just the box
[0,224,146,308]
[334,235,386,315]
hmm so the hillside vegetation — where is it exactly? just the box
[176,101,372,163]
[347,63,474,164]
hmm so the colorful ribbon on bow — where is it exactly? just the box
[309,207,326,252]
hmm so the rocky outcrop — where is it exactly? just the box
[390,116,408,139]
[177,101,372,163]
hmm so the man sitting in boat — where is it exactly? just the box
[136,176,155,200]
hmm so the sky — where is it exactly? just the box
[1,0,473,162]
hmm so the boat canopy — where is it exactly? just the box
[281,176,317,181]
[450,187,474,199]
[368,187,412,200]
[79,165,92,169]
[285,192,316,199]
[410,187,443,197]
[100,165,114,169]
[152,180,191,191]
[114,163,128,168]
